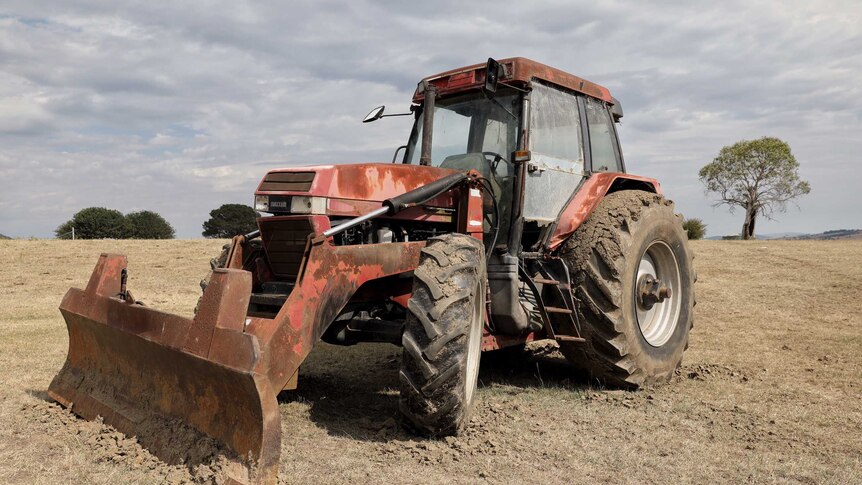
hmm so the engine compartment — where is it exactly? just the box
[329,217,454,245]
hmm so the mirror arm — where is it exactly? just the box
[391,145,407,163]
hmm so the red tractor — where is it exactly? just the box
[49,58,695,484]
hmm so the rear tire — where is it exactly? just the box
[558,191,695,388]
[399,234,486,436]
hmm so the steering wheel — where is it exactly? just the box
[481,151,510,173]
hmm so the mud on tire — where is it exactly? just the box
[399,233,486,436]
[558,190,695,389]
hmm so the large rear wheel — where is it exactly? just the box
[558,190,695,388]
[399,234,486,436]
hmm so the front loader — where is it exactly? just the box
[49,58,695,484]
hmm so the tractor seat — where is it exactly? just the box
[440,152,512,242]
[440,153,496,180]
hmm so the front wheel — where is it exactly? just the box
[399,234,486,436]
[558,190,695,388]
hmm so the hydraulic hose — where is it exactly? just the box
[323,172,469,239]
[382,172,468,214]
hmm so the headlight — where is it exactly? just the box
[254,195,269,212]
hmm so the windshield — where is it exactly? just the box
[405,91,521,170]
[404,91,521,245]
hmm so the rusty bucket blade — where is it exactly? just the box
[48,254,281,484]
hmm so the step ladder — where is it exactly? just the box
[519,259,585,344]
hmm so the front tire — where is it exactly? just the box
[399,234,486,436]
[558,191,695,388]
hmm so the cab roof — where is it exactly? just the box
[412,57,614,104]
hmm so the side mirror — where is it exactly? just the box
[610,97,624,122]
[484,58,503,95]
[363,106,385,123]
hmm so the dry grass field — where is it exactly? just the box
[0,239,860,484]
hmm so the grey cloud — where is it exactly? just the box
[0,0,860,239]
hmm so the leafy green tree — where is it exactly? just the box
[682,218,707,240]
[55,207,129,239]
[699,137,810,240]
[202,204,259,238]
[55,220,74,239]
[125,210,175,239]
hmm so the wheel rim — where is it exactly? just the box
[464,281,483,405]
[634,240,681,347]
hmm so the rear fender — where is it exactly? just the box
[547,172,660,251]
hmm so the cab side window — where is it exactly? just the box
[523,83,585,224]
[529,83,584,173]
[585,97,622,172]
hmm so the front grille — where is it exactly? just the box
[261,218,313,279]
[259,171,315,192]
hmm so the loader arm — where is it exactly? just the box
[48,173,485,484]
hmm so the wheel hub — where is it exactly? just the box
[637,274,672,310]
[634,241,682,347]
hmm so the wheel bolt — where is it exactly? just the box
[637,275,671,310]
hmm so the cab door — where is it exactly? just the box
[523,82,586,226]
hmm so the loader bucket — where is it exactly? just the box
[48,254,281,484]
[48,239,427,484]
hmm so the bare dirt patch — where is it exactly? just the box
[18,399,226,484]
[1,239,860,484]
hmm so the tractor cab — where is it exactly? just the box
[368,58,631,334]
[375,57,627,253]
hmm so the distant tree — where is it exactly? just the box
[682,218,707,240]
[55,207,129,239]
[55,220,74,239]
[699,137,810,240]
[125,210,175,239]
[202,204,259,238]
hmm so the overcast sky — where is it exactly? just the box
[1,1,860,238]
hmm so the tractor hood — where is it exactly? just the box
[254,163,460,217]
